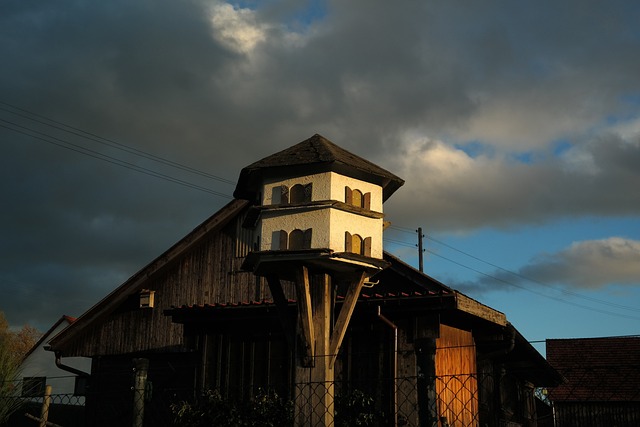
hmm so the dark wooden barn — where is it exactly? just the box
[46,135,561,426]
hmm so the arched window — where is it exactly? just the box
[277,230,288,250]
[351,234,363,254]
[290,183,312,203]
[345,232,372,256]
[289,228,312,250]
[345,186,371,209]
[352,189,363,208]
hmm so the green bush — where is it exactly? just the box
[334,389,379,427]
[171,389,293,427]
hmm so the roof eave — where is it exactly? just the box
[46,198,250,354]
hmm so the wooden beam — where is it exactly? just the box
[455,292,507,326]
[329,271,366,363]
[266,275,294,349]
[295,266,315,365]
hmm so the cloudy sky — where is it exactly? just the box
[1,0,639,351]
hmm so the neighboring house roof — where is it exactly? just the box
[546,336,640,402]
[22,315,76,362]
[233,134,405,202]
[46,199,250,354]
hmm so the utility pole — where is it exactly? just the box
[417,227,424,272]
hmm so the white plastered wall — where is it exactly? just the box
[258,208,383,258]
[262,172,383,212]
[258,171,384,257]
[329,209,383,258]
[259,209,331,250]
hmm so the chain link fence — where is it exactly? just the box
[2,365,639,426]
[2,392,84,427]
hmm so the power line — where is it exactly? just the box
[0,101,236,185]
[384,238,417,249]
[423,248,640,321]
[423,232,640,314]
[387,234,640,320]
[3,103,638,321]
[0,120,233,200]
[388,225,640,314]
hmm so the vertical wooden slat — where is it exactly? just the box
[303,228,313,249]
[345,186,352,205]
[363,237,372,257]
[363,192,371,210]
[279,230,288,250]
[281,185,289,204]
[295,266,315,365]
[436,324,478,427]
[303,183,313,202]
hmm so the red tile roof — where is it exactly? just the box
[546,336,640,402]
[169,290,448,312]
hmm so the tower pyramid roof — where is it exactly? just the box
[233,134,404,201]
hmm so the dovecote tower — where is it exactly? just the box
[234,134,404,426]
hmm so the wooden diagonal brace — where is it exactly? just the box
[295,266,315,366]
[329,271,366,364]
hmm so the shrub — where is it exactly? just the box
[171,389,293,427]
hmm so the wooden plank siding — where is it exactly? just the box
[56,204,289,357]
[436,324,479,427]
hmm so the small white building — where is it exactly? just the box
[237,134,404,281]
[20,316,91,402]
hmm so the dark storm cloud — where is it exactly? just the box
[1,0,640,329]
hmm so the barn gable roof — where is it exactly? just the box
[46,199,250,354]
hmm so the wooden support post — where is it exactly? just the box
[263,266,369,426]
[132,358,149,427]
[417,227,424,273]
[329,271,366,365]
[39,385,52,427]
[415,339,438,427]
[294,272,335,427]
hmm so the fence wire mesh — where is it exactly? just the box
[3,392,85,427]
[2,364,639,426]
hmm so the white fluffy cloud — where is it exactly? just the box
[522,237,640,289]
[455,237,640,294]
[209,3,268,54]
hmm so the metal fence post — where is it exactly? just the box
[132,358,149,427]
